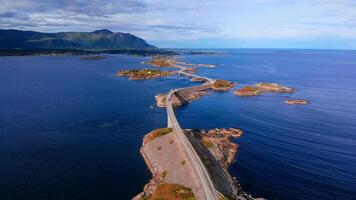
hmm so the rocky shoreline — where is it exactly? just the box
[154,90,209,108]
[135,128,262,200]
[211,79,236,91]
[234,82,294,96]
[123,57,308,199]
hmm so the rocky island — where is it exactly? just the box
[234,86,263,96]
[190,77,207,82]
[144,56,175,67]
[235,82,295,97]
[117,69,172,80]
[285,99,309,105]
[255,82,294,93]
[211,79,235,91]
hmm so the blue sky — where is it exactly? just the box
[0,0,355,49]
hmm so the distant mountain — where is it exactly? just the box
[0,29,156,50]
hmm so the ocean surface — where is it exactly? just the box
[0,50,355,200]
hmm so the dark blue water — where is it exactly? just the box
[0,50,355,199]
[177,49,356,200]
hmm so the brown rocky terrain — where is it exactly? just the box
[211,80,235,91]
[185,128,261,200]
[154,94,167,107]
[144,56,176,67]
[256,82,294,93]
[181,67,197,74]
[117,69,172,80]
[199,128,243,167]
[190,77,207,82]
[234,86,263,96]
[285,99,309,105]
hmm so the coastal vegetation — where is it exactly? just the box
[201,139,214,149]
[143,128,173,144]
[141,183,196,200]
[117,69,172,80]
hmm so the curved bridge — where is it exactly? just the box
[166,75,219,199]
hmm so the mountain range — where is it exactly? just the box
[0,29,155,50]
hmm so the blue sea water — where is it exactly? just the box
[0,50,355,199]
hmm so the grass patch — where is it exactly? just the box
[144,183,196,200]
[162,171,167,180]
[201,139,214,149]
[181,160,186,165]
[145,128,173,143]
[169,140,175,144]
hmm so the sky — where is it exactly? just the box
[0,0,356,49]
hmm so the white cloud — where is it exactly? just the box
[0,0,355,47]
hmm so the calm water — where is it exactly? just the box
[0,50,355,199]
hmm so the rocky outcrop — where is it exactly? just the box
[211,80,235,91]
[200,128,243,167]
[145,57,176,67]
[155,94,167,107]
[255,82,294,93]
[234,86,263,96]
[191,77,207,82]
[155,90,209,108]
[285,99,309,105]
[182,67,197,74]
[185,128,261,200]
[117,69,172,80]
[235,83,295,96]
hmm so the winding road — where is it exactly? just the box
[166,66,219,200]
